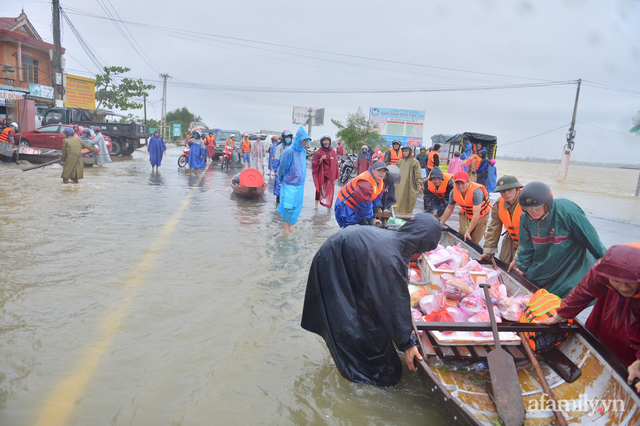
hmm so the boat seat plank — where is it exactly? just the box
[508,345,527,361]
[455,346,473,359]
[419,333,436,356]
[470,346,488,359]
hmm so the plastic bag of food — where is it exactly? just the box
[489,282,508,299]
[441,273,471,300]
[424,309,455,334]
[454,269,476,288]
[498,296,523,321]
[411,308,424,322]
[445,306,470,322]
[512,294,533,310]
[446,245,471,268]
[427,247,452,267]
[408,268,421,283]
[439,263,454,271]
[419,295,440,315]
[409,285,431,307]
[462,259,483,272]
[459,289,487,317]
[468,308,502,337]
[485,269,502,284]
[437,293,460,309]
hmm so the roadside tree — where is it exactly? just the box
[95,66,155,112]
[331,107,383,152]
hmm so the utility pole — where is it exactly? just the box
[307,107,313,138]
[159,73,171,139]
[143,94,147,125]
[52,0,63,103]
[560,78,582,179]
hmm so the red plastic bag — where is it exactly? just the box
[424,309,455,334]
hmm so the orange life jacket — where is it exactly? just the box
[337,170,384,209]
[427,150,439,169]
[186,135,190,141]
[372,152,383,162]
[242,139,251,153]
[498,199,523,246]
[0,127,12,143]
[464,154,481,171]
[520,289,572,351]
[225,139,235,151]
[452,181,492,219]
[472,143,482,154]
[206,136,215,146]
[388,148,400,165]
[427,173,453,199]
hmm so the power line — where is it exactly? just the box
[500,124,571,147]
[576,120,640,139]
[59,8,104,72]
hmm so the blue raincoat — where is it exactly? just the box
[269,140,279,171]
[148,135,166,167]
[273,140,292,197]
[188,137,205,169]
[486,164,497,193]
[460,140,473,160]
[277,126,308,224]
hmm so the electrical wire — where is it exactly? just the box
[576,120,640,139]
[500,123,571,147]
[60,8,104,72]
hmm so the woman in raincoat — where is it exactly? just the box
[273,130,293,204]
[60,127,96,183]
[354,145,372,174]
[540,243,640,392]
[394,145,423,214]
[252,135,266,175]
[277,126,310,236]
[148,130,166,171]
[312,135,339,209]
[188,132,206,172]
[93,127,111,167]
[267,136,279,177]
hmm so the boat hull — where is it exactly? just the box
[230,180,267,198]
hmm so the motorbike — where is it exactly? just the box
[178,146,189,167]
[338,153,358,185]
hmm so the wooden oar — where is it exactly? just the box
[519,332,568,426]
[479,283,526,426]
[22,158,61,172]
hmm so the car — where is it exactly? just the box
[17,125,112,153]
[248,133,267,141]
[214,130,242,157]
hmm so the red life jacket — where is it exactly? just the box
[452,181,492,219]
[388,148,400,165]
[426,173,453,199]
[498,198,523,246]
[427,150,439,169]
[337,170,384,209]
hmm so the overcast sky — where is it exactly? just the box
[3,0,639,163]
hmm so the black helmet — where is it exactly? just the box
[519,181,553,210]
[320,135,331,143]
[392,140,401,146]
[386,164,402,184]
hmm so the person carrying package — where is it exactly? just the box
[539,243,640,392]
[334,161,387,228]
[301,213,442,387]
[479,175,524,264]
[277,126,310,236]
[394,144,423,214]
[423,167,454,218]
[384,140,402,166]
[439,171,492,244]
[509,181,606,298]
[60,127,96,184]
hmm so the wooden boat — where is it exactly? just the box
[230,179,267,198]
[412,227,640,425]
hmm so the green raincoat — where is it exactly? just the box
[60,136,96,181]
[516,198,606,298]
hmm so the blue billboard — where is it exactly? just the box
[369,107,425,146]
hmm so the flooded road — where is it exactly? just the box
[0,150,638,425]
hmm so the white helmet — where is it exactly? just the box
[10,122,18,129]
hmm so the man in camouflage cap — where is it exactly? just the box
[479,175,524,264]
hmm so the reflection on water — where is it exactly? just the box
[0,149,638,425]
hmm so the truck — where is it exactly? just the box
[40,107,149,156]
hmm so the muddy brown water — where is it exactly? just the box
[0,150,638,425]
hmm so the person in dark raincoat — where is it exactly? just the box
[277,126,309,235]
[188,132,206,172]
[354,145,372,174]
[60,127,96,184]
[540,243,640,392]
[312,135,339,209]
[510,181,606,298]
[273,130,293,204]
[301,213,442,387]
[148,130,166,171]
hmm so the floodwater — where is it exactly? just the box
[0,150,638,425]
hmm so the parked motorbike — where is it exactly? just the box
[178,146,189,167]
[339,153,358,185]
